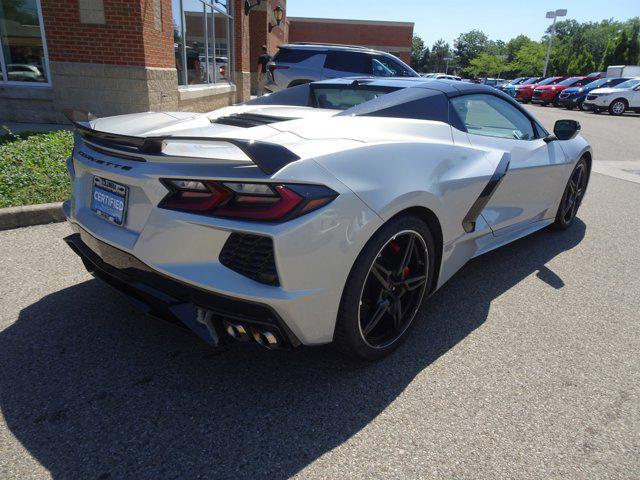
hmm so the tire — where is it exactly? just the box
[541,102,549,107]
[565,105,573,110]
[553,158,589,230]
[593,108,601,114]
[608,99,627,116]
[334,215,435,361]
[578,101,586,111]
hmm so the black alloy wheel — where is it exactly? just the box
[357,230,429,349]
[334,215,435,360]
[554,158,588,229]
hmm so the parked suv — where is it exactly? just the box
[266,43,418,92]
[582,77,640,115]
[532,76,599,106]
[556,77,629,110]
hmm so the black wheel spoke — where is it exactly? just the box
[399,274,427,291]
[393,299,403,331]
[359,230,430,348]
[370,260,392,289]
[363,299,390,336]
[563,198,575,217]
[396,234,415,275]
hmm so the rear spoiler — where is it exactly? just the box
[64,109,300,175]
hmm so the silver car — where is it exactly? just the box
[265,43,418,92]
[63,78,591,360]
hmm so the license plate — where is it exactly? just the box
[91,176,128,226]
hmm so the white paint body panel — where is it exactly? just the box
[65,101,592,345]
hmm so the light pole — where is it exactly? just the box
[543,9,567,77]
[444,57,453,74]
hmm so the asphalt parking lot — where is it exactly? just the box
[524,103,640,183]
[1,109,639,479]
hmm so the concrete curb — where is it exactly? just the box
[0,202,65,231]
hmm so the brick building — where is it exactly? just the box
[288,17,413,63]
[0,0,289,123]
[0,1,412,124]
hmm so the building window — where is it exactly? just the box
[171,0,232,87]
[0,0,50,84]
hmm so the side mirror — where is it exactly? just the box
[552,119,581,141]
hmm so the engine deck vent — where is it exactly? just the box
[211,113,294,128]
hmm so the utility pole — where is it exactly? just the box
[444,57,453,74]
[543,9,567,77]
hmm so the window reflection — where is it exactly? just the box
[213,9,229,81]
[0,0,48,83]
[171,0,232,87]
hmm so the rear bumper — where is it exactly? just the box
[64,225,301,348]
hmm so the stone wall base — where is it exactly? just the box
[0,62,244,124]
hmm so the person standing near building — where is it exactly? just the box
[257,45,272,96]
[186,42,201,84]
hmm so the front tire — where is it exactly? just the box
[553,158,588,230]
[334,215,435,360]
[608,99,627,116]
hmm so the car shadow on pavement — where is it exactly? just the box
[0,220,585,479]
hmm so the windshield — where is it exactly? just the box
[537,77,561,86]
[558,77,583,86]
[615,78,640,89]
[522,77,540,84]
[311,85,397,110]
[586,78,610,89]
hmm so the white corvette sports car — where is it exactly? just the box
[63,78,591,360]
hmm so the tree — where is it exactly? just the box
[464,53,506,78]
[628,22,640,64]
[453,30,489,70]
[506,35,534,62]
[602,29,630,68]
[411,35,426,71]
[567,48,596,75]
[429,39,452,73]
[419,47,431,73]
[510,42,547,76]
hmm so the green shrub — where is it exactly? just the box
[0,128,74,208]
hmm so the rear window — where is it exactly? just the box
[274,48,323,64]
[323,51,370,74]
[311,85,394,110]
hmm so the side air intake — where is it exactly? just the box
[219,233,279,286]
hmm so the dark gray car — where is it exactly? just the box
[265,43,418,92]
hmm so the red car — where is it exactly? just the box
[532,76,599,106]
[514,76,566,103]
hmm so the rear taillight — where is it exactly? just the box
[159,179,337,221]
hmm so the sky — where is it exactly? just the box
[287,0,639,47]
